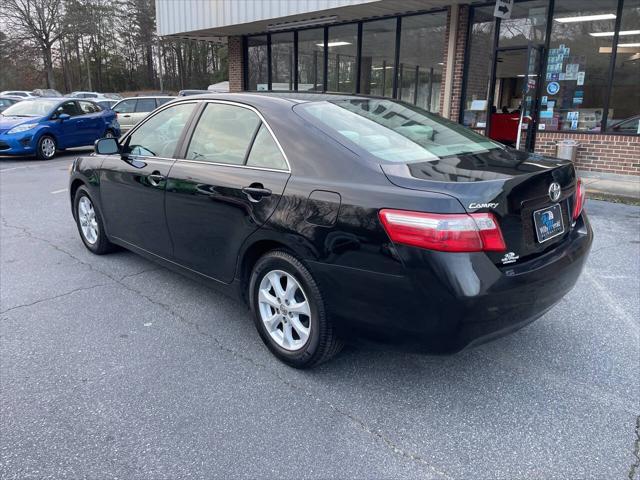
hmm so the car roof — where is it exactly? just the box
[169,91,375,106]
[116,96,175,101]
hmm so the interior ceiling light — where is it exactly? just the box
[554,13,616,23]
[317,41,352,47]
[617,42,640,47]
[589,30,640,37]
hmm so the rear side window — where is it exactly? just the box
[115,99,136,113]
[135,98,157,113]
[125,103,196,158]
[78,101,99,113]
[156,97,173,106]
[186,103,260,165]
[246,125,288,170]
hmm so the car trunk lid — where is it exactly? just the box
[380,148,577,265]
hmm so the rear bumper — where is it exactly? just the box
[309,213,593,353]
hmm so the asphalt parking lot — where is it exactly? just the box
[1,150,639,480]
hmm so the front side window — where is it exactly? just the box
[125,103,196,158]
[56,101,81,117]
[115,99,136,113]
[135,98,157,113]
[246,124,288,170]
[298,99,500,162]
[186,103,261,165]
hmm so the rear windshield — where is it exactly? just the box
[296,98,501,162]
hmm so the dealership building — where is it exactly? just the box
[156,0,639,178]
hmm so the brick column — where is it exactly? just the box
[439,5,469,121]
[228,36,244,92]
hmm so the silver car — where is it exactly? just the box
[112,96,175,133]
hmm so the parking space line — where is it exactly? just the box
[51,188,68,194]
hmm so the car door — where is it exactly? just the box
[99,101,198,258]
[114,99,137,131]
[77,101,103,144]
[51,100,83,147]
[165,101,291,283]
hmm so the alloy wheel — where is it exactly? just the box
[258,269,311,351]
[78,196,99,245]
[40,137,55,158]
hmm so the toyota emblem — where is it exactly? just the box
[548,182,561,202]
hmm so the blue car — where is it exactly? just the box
[0,98,120,160]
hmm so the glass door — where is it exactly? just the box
[487,44,545,151]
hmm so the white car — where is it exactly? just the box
[111,96,175,133]
[66,91,104,99]
[0,90,37,98]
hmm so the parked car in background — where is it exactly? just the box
[111,96,174,133]
[66,91,103,99]
[178,89,210,96]
[207,81,229,93]
[0,96,21,113]
[0,98,120,159]
[68,93,592,367]
[102,93,123,100]
[0,90,37,98]
[96,99,118,110]
[32,89,63,97]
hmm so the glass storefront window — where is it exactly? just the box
[461,6,496,129]
[360,19,397,97]
[271,32,294,91]
[539,0,618,132]
[298,28,325,92]
[498,0,548,47]
[606,0,640,133]
[397,12,447,111]
[327,24,358,93]
[247,36,268,91]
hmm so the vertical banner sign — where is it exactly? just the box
[494,0,514,19]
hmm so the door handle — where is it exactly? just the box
[242,183,272,202]
[148,171,165,187]
[123,114,131,118]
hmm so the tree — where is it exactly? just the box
[1,0,63,89]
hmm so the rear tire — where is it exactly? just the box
[249,250,343,368]
[73,186,116,255]
[36,135,56,160]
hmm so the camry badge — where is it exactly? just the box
[548,182,561,202]
[469,202,499,209]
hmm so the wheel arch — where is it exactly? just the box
[238,239,292,303]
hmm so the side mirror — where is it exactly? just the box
[95,137,119,155]
[58,113,70,121]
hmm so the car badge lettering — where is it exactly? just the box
[548,182,561,202]
[469,202,499,209]
[501,252,519,264]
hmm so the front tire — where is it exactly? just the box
[249,250,342,368]
[36,135,56,160]
[73,186,115,255]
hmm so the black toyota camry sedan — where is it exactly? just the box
[69,93,592,368]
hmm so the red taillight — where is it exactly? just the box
[572,178,586,221]
[378,209,507,252]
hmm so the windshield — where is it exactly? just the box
[297,98,502,162]
[1,99,59,117]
